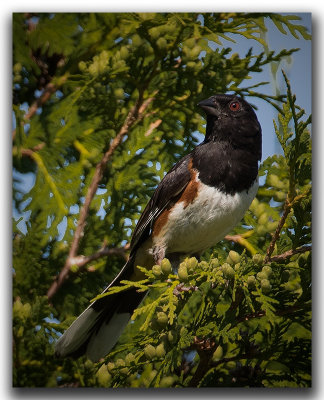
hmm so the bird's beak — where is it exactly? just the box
[197,97,220,117]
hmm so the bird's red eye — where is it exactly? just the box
[229,101,241,112]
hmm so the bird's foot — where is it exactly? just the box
[173,282,199,297]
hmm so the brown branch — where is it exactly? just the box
[237,304,302,324]
[47,94,155,300]
[224,230,257,255]
[26,83,56,120]
[268,245,311,263]
[264,188,310,264]
[74,244,130,272]
[13,143,46,157]
[264,198,291,263]
[188,338,259,386]
[189,352,211,387]
[144,119,162,136]
[188,337,216,387]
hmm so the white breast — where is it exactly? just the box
[153,178,258,255]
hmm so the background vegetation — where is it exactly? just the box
[12,12,311,387]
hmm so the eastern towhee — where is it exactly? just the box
[55,94,262,361]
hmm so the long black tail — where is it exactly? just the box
[55,257,145,361]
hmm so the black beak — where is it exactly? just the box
[197,97,220,117]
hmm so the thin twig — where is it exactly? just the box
[224,230,257,255]
[47,94,155,300]
[144,119,162,136]
[72,244,130,271]
[13,143,46,157]
[25,83,56,120]
[264,188,310,264]
[268,245,311,263]
[236,304,302,324]
[264,198,291,263]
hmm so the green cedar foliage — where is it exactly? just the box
[12,13,311,387]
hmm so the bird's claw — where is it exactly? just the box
[173,282,199,297]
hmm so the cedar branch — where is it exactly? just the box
[47,94,155,300]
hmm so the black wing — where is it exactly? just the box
[130,153,192,253]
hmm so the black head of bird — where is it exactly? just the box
[198,94,262,161]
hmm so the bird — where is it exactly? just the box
[55,93,262,362]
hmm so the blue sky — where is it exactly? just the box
[244,13,311,161]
